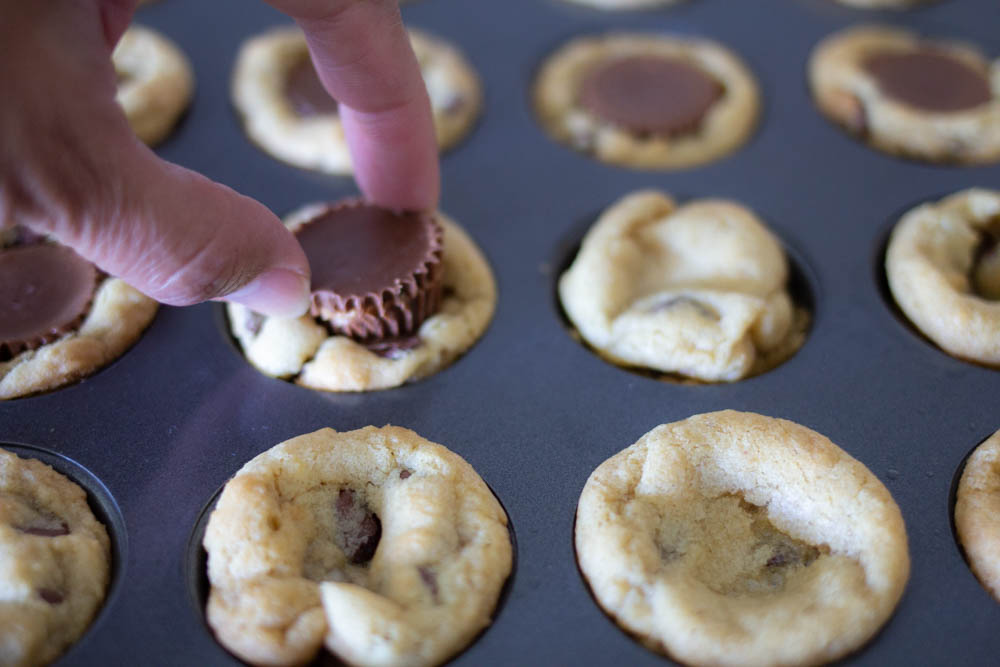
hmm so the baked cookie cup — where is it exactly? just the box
[534,33,759,169]
[0,227,158,400]
[575,411,909,666]
[0,448,111,667]
[228,201,495,392]
[885,188,1000,365]
[559,190,809,382]
[113,25,194,146]
[203,426,513,667]
[955,428,1000,603]
[809,25,1000,164]
[231,26,481,174]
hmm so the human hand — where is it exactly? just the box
[0,0,440,318]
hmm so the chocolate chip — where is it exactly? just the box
[38,588,64,604]
[399,470,412,480]
[973,226,1000,300]
[418,566,439,602]
[364,335,423,359]
[766,547,794,568]
[244,311,265,336]
[658,544,681,563]
[335,489,382,565]
[17,522,69,537]
[864,48,992,113]
[648,296,719,321]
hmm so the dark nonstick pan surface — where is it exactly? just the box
[3,0,1000,664]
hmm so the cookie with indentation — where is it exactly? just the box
[809,25,1000,164]
[231,25,481,174]
[575,410,909,666]
[203,426,512,667]
[955,428,1000,603]
[227,201,495,392]
[0,228,158,399]
[0,448,111,667]
[112,25,194,146]
[559,190,807,382]
[533,33,759,169]
[885,189,1000,365]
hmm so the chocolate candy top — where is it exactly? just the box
[285,55,339,116]
[0,244,98,358]
[579,55,724,136]
[863,48,992,113]
[294,201,444,340]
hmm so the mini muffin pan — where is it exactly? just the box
[3,0,1000,664]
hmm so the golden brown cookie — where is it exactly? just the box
[0,228,158,399]
[885,188,1000,365]
[534,33,759,169]
[0,448,111,666]
[228,201,495,392]
[575,411,910,666]
[955,428,1000,603]
[113,25,194,146]
[809,25,1000,164]
[203,426,512,667]
[231,26,481,174]
[559,190,807,382]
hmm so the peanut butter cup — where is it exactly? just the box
[579,55,724,136]
[284,55,339,116]
[0,244,98,359]
[294,200,444,341]
[863,48,991,113]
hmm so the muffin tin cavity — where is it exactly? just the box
[553,202,816,384]
[186,479,519,666]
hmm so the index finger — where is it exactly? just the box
[265,0,440,211]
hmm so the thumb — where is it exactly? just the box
[0,0,310,319]
[35,141,311,319]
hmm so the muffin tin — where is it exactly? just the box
[3,0,1000,664]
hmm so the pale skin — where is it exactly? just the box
[0,0,440,317]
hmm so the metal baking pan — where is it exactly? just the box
[3,0,1000,664]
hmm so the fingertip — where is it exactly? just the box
[220,268,312,319]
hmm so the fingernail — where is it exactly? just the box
[223,269,311,318]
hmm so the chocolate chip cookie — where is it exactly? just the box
[885,189,1000,365]
[203,426,512,667]
[575,411,910,666]
[0,228,158,399]
[0,448,111,666]
[559,190,807,382]
[809,25,1000,164]
[231,26,481,174]
[228,200,495,392]
[955,428,1000,603]
[533,33,759,169]
[113,25,194,146]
